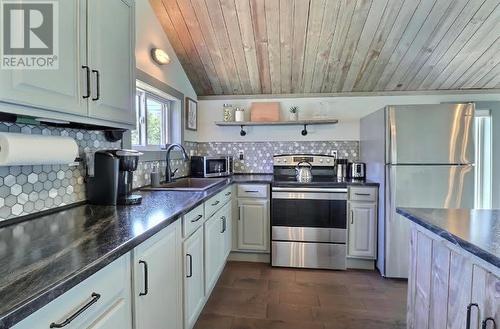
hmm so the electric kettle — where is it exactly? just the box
[295,161,313,183]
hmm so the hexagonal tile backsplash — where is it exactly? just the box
[0,122,120,220]
[197,141,359,173]
[0,121,358,222]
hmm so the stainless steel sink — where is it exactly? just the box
[142,178,226,191]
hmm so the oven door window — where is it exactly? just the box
[272,198,346,229]
[206,159,227,174]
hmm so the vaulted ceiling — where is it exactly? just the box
[150,0,500,96]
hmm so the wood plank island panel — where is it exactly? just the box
[150,0,500,95]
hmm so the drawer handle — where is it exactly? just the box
[211,200,220,206]
[49,293,100,328]
[244,190,259,193]
[139,260,149,296]
[354,193,371,196]
[191,214,203,223]
[186,254,193,278]
[220,216,226,233]
[466,303,479,329]
[482,318,496,329]
[225,191,231,196]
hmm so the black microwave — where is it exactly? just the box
[190,155,234,178]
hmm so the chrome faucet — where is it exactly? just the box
[165,143,190,182]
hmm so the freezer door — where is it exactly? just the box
[384,164,474,278]
[387,104,474,164]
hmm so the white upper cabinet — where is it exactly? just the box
[133,220,183,329]
[87,0,135,125]
[0,0,135,128]
[0,0,87,116]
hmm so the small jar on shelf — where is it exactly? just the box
[235,107,245,122]
[223,104,234,122]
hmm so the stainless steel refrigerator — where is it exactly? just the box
[360,104,475,278]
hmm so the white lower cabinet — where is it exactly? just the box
[86,299,131,329]
[223,202,232,259]
[183,226,205,329]
[237,198,269,252]
[347,202,377,259]
[12,255,132,329]
[204,202,232,294]
[204,211,225,294]
[132,220,182,329]
[347,186,378,260]
[12,188,235,329]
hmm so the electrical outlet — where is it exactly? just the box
[239,150,244,160]
[331,150,338,159]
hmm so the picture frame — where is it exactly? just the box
[185,97,198,131]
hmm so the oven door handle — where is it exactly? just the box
[272,187,347,193]
[272,191,347,201]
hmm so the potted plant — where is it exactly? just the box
[289,106,299,121]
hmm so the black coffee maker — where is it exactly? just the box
[87,149,143,205]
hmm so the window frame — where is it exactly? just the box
[474,109,493,209]
[133,86,173,150]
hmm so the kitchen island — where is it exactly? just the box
[397,208,499,329]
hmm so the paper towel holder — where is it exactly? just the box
[104,130,125,142]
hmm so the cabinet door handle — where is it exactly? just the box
[91,69,100,101]
[221,216,226,233]
[139,260,149,296]
[482,318,496,329]
[350,210,354,224]
[466,303,479,329]
[186,254,193,278]
[191,214,203,223]
[239,206,242,220]
[49,293,100,328]
[211,200,220,206]
[82,66,91,99]
[225,191,231,196]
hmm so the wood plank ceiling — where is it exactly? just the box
[150,0,500,96]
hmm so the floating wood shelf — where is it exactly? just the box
[215,119,338,136]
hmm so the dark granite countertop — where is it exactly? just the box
[397,208,500,269]
[0,178,242,328]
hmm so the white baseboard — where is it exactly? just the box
[228,251,270,263]
[346,257,375,270]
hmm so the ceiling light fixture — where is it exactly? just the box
[151,48,171,65]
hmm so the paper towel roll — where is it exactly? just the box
[0,133,79,166]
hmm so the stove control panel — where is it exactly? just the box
[273,154,336,167]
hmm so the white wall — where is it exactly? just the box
[197,92,500,142]
[135,0,198,141]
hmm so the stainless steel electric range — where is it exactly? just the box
[271,154,347,270]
